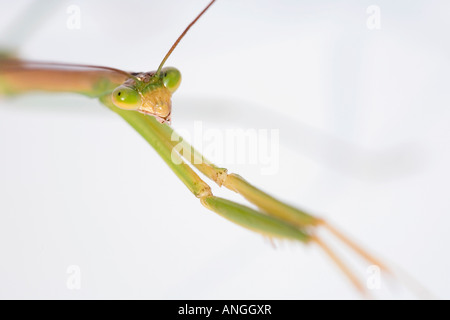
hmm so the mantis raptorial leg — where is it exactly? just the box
[101,94,386,294]
[101,95,310,242]
[140,103,387,270]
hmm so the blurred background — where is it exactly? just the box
[0,0,449,299]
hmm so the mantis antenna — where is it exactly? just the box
[155,0,216,75]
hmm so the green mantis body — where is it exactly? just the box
[0,0,388,296]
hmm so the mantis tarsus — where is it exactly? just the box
[0,0,390,296]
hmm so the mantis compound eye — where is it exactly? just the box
[112,86,141,110]
[161,67,181,93]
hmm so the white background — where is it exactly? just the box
[0,0,449,299]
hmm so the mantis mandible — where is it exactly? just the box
[0,0,389,296]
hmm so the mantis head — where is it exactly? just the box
[111,67,181,124]
[111,0,214,124]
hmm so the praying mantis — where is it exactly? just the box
[0,0,415,298]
